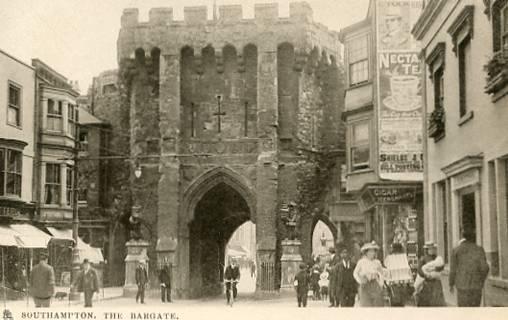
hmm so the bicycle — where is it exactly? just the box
[224,279,239,307]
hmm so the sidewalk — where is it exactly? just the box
[1,286,124,309]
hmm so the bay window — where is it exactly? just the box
[45,164,61,204]
[0,148,22,197]
[47,99,63,131]
[350,121,370,171]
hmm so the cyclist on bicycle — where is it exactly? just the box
[224,258,240,305]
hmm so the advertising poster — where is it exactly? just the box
[376,0,424,181]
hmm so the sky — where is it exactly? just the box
[0,0,369,93]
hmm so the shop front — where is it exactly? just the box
[358,183,424,270]
[0,200,52,300]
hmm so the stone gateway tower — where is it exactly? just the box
[117,2,344,298]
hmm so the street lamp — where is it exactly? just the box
[134,163,142,179]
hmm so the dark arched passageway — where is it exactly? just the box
[188,182,251,298]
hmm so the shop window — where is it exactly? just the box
[47,99,63,131]
[66,166,74,206]
[0,148,22,197]
[348,35,369,86]
[7,83,21,127]
[350,121,370,171]
[45,164,61,204]
[68,104,79,137]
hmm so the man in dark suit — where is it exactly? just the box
[73,259,99,307]
[294,263,310,307]
[449,228,490,307]
[135,260,149,304]
[328,247,341,307]
[29,252,55,308]
[336,247,358,307]
[224,259,240,304]
[159,258,172,303]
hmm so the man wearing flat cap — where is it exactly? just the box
[29,252,55,307]
[73,259,99,307]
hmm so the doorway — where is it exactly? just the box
[460,192,476,239]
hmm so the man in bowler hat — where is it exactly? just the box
[29,252,55,307]
[73,259,99,307]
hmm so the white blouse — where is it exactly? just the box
[353,257,384,287]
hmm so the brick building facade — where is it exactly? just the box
[115,2,344,298]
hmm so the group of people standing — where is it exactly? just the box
[294,227,490,308]
[294,246,358,308]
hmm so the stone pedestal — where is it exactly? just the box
[123,239,150,297]
[280,239,303,292]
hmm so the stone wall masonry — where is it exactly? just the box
[117,2,340,65]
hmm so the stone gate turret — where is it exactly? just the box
[117,2,344,298]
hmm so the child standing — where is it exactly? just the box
[294,263,310,307]
[319,266,330,301]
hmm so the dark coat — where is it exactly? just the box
[159,265,171,286]
[416,255,445,307]
[135,266,148,286]
[336,260,358,297]
[449,241,490,290]
[75,268,99,293]
[294,270,310,294]
[224,265,240,281]
[29,262,55,299]
[328,254,342,297]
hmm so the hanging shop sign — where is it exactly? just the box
[359,185,418,211]
[376,0,424,181]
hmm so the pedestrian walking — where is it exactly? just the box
[336,247,357,307]
[353,241,385,307]
[310,264,321,300]
[294,263,310,307]
[319,266,329,301]
[159,258,172,303]
[449,228,490,307]
[72,259,99,308]
[250,261,256,278]
[384,243,413,307]
[415,242,446,307]
[135,260,148,304]
[29,252,55,308]
[327,247,341,307]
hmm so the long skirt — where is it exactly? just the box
[359,281,384,307]
[416,279,446,307]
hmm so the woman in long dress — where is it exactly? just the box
[353,241,385,307]
[416,242,446,307]
[384,243,413,306]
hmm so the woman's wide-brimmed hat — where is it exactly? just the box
[361,241,379,253]
[423,241,437,249]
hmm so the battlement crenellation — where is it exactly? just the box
[120,2,314,27]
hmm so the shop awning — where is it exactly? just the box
[46,228,104,263]
[0,225,23,247]
[10,224,52,248]
[46,227,74,242]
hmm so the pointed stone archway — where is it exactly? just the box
[180,167,256,298]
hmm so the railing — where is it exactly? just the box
[259,262,276,292]
[485,49,508,95]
